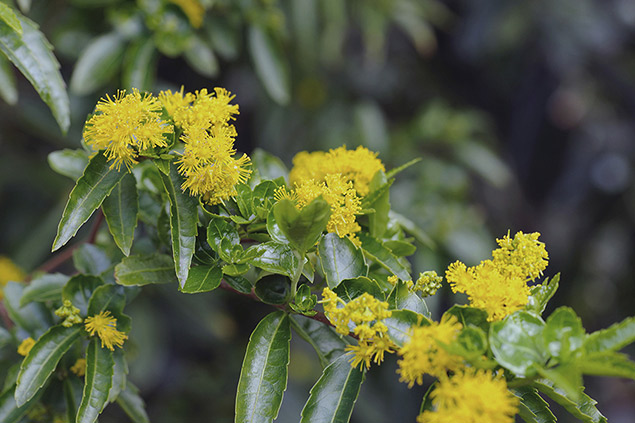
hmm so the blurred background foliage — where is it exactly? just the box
[1,0,634,421]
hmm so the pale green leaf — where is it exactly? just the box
[115,253,177,286]
[318,233,367,289]
[102,173,138,256]
[180,265,222,294]
[70,32,125,95]
[76,339,115,423]
[248,25,290,105]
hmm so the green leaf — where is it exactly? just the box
[527,274,560,315]
[20,273,69,305]
[0,53,17,104]
[180,265,222,294]
[250,242,299,277]
[223,274,253,294]
[64,377,83,423]
[3,282,52,337]
[386,281,430,316]
[116,382,149,423]
[0,4,22,35]
[266,208,289,244]
[108,348,127,403]
[102,173,138,256]
[0,384,40,423]
[251,148,288,181]
[47,149,90,180]
[513,387,556,423]
[300,354,364,423]
[14,325,82,406]
[290,315,347,368]
[489,311,547,376]
[584,315,635,354]
[577,351,635,380]
[87,284,125,316]
[115,253,177,286]
[207,217,240,262]
[73,244,111,276]
[184,34,218,78]
[62,274,104,316]
[0,15,70,132]
[385,158,422,179]
[318,233,367,289]
[70,32,125,95]
[254,275,291,305]
[383,240,416,257]
[248,25,290,105]
[366,171,390,238]
[235,183,254,219]
[535,364,583,401]
[440,326,488,359]
[273,198,331,254]
[77,339,115,423]
[542,306,585,360]
[333,277,384,303]
[384,309,428,347]
[223,263,250,276]
[235,311,291,423]
[53,152,126,251]
[159,161,198,288]
[357,233,410,280]
[443,305,490,333]
[122,36,156,92]
[535,379,607,423]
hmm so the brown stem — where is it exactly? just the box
[0,304,13,330]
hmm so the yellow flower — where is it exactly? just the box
[158,86,195,127]
[84,311,128,351]
[417,368,519,423]
[492,231,548,281]
[397,315,463,386]
[0,256,25,300]
[84,89,172,170]
[413,271,443,297]
[70,358,87,377]
[17,337,36,356]
[168,0,205,28]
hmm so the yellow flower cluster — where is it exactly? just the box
[55,300,83,327]
[0,255,24,300]
[84,311,128,351]
[168,0,205,28]
[84,89,172,170]
[397,315,463,387]
[417,368,519,423]
[17,337,36,356]
[70,358,87,377]
[445,231,549,322]
[322,288,395,369]
[159,87,252,204]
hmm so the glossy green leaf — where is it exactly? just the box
[543,306,585,360]
[443,305,489,333]
[318,233,367,289]
[251,242,299,277]
[223,274,253,294]
[248,25,290,105]
[63,377,83,423]
[0,53,17,104]
[184,34,218,78]
[87,284,125,316]
[513,387,556,423]
[333,277,384,303]
[207,217,240,262]
[70,32,125,95]
[116,382,149,423]
[290,315,347,368]
[535,379,607,423]
[387,281,429,316]
[0,384,40,423]
[584,315,635,354]
[384,309,428,347]
[383,240,416,257]
[47,149,90,180]
[0,15,70,132]
[441,326,488,359]
[235,183,254,219]
[115,253,177,286]
[77,339,115,423]
[577,352,635,380]
[235,311,291,423]
[15,325,82,406]
[20,273,69,305]
[527,274,560,315]
[102,173,138,256]
[122,36,156,91]
[223,263,250,276]
[72,244,111,276]
[108,349,128,403]
[159,162,198,288]
[357,233,410,280]
[0,4,21,35]
[536,364,583,401]
[53,152,126,251]
[3,282,52,337]
[300,354,364,423]
[251,148,288,181]
[489,311,547,376]
[367,171,390,238]
[266,208,289,244]
[181,265,222,294]
[62,274,104,316]
[254,275,291,305]
[274,198,331,254]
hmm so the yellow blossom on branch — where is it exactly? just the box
[17,337,36,356]
[417,368,519,423]
[70,358,87,377]
[492,231,548,281]
[0,256,25,300]
[84,311,128,351]
[168,0,205,28]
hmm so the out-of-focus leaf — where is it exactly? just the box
[577,352,635,380]
[290,315,347,367]
[254,274,291,305]
[15,325,82,406]
[333,277,384,302]
[387,281,429,316]
[72,244,111,276]
[122,36,156,91]
[108,349,127,403]
[536,364,583,402]
[0,15,70,132]
[181,265,222,294]
[3,282,52,338]
[184,35,218,77]
[584,315,635,354]
[70,32,125,95]
[300,354,364,423]
[64,377,83,423]
[235,311,291,423]
[20,273,69,305]
[248,25,290,105]
[527,274,560,315]
[455,142,512,188]
[102,173,138,256]
[274,198,331,254]
[0,384,40,423]
[0,53,17,104]
[513,387,556,423]
[535,379,607,423]
[76,339,114,423]
[53,152,126,251]
[47,149,89,180]
[116,382,149,423]
[251,148,288,181]
[0,4,21,35]
[115,253,178,286]
[206,16,240,60]
[543,307,585,360]
[443,305,489,333]
[357,233,410,280]
[384,309,427,347]
[319,233,367,289]
[62,274,104,316]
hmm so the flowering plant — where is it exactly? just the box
[1,88,634,423]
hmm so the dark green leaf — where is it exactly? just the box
[489,311,547,376]
[223,274,253,294]
[115,253,177,286]
[20,273,69,305]
[0,15,70,132]
[207,217,240,262]
[0,4,21,35]
[235,311,291,423]
[116,382,149,423]
[333,277,384,303]
[72,244,111,276]
[300,354,364,423]
[527,274,560,315]
[254,275,291,305]
[584,315,635,354]
[386,281,429,316]
[159,162,198,288]
[108,349,128,403]
[366,171,390,238]
[53,152,126,251]
[318,233,367,289]
[122,36,156,92]
[47,149,89,180]
[62,274,104,316]
[3,282,52,337]
[0,53,17,104]
[543,306,585,360]
[251,148,288,181]
[70,32,125,95]
[184,34,218,78]
[266,208,288,244]
[383,240,416,257]
[223,263,250,276]
[513,387,556,423]
[290,315,347,368]
[357,233,410,280]
[0,384,40,423]
[384,309,428,347]
[15,325,82,406]
[535,379,607,423]
[577,352,635,380]
[181,265,222,294]
[443,305,489,333]
[235,183,254,219]
[248,25,290,105]
[77,339,115,423]
[87,284,125,316]
[64,377,83,423]
[273,198,331,254]
[102,173,138,256]
[251,242,298,277]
